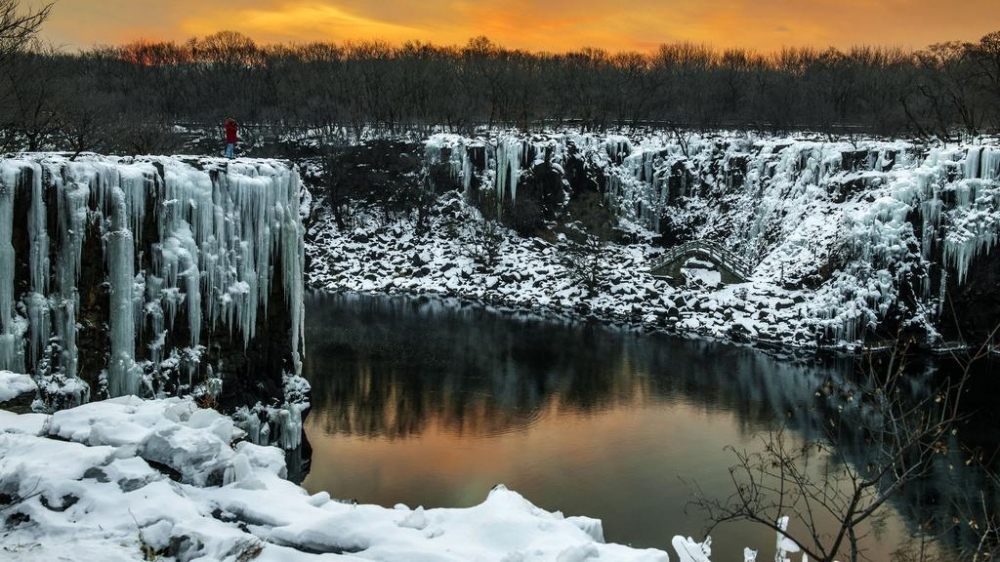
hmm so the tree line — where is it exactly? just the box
[2,27,1000,154]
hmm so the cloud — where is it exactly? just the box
[180,3,428,43]
[39,0,1000,53]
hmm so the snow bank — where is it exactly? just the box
[0,370,36,402]
[0,398,668,561]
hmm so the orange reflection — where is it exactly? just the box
[302,372,747,507]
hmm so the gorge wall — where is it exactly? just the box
[423,133,1000,346]
[0,155,305,412]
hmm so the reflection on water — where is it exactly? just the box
[301,292,998,560]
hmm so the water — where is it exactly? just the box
[301,291,998,561]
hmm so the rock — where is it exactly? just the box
[774,299,794,310]
[728,322,757,344]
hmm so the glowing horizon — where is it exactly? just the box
[39,0,999,55]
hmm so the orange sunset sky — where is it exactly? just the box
[38,0,1000,53]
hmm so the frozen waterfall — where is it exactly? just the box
[0,155,306,399]
[423,132,1000,345]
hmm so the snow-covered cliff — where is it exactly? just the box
[0,155,305,408]
[418,133,1000,346]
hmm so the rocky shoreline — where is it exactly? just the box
[305,193,856,356]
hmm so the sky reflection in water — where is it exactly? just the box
[301,292,991,559]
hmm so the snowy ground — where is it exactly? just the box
[0,397,678,562]
[306,194,824,353]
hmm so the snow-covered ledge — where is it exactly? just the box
[0,397,668,561]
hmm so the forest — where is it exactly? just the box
[1,30,1000,155]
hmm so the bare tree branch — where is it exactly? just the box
[0,0,51,62]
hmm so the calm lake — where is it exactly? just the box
[301,291,998,561]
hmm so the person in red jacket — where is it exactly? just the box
[224,117,238,158]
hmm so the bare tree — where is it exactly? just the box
[1,25,999,151]
[0,0,51,62]
[563,235,611,299]
[915,42,983,139]
[969,32,1000,130]
[469,219,504,270]
[1,44,60,151]
[689,333,997,562]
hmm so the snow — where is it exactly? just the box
[0,409,46,435]
[0,370,36,402]
[311,133,1000,351]
[1,397,672,562]
[10,135,956,558]
[681,266,722,288]
[0,155,306,398]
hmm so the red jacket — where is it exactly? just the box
[225,120,238,144]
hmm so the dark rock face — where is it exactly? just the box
[942,251,1000,343]
[0,155,305,412]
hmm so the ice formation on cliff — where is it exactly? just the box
[0,155,305,398]
[423,132,1000,345]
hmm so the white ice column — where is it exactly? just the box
[27,162,50,369]
[53,174,90,380]
[495,137,523,215]
[107,187,139,397]
[0,166,17,371]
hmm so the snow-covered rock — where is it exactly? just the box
[0,397,669,562]
[309,133,1000,351]
[0,370,35,403]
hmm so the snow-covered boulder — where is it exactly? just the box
[0,397,670,562]
[0,370,35,406]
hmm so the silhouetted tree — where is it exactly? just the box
[0,0,50,61]
[4,30,1000,153]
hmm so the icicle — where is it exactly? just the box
[51,165,92,381]
[775,515,800,562]
[145,285,166,367]
[938,269,948,316]
[495,137,522,213]
[233,406,261,444]
[273,403,303,449]
[28,163,49,295]
[462,145,473,198]
[60,300,77,379]
[965,146,984,179]
[2,154,305,398]
[279,182,305,375]
[119,165,149,244]
[983,147,1000,181]
[107,186,139,397]
[184,254,201,348]
[0,334,17,371]
[26,292,50,369]
[0,164,15,339]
